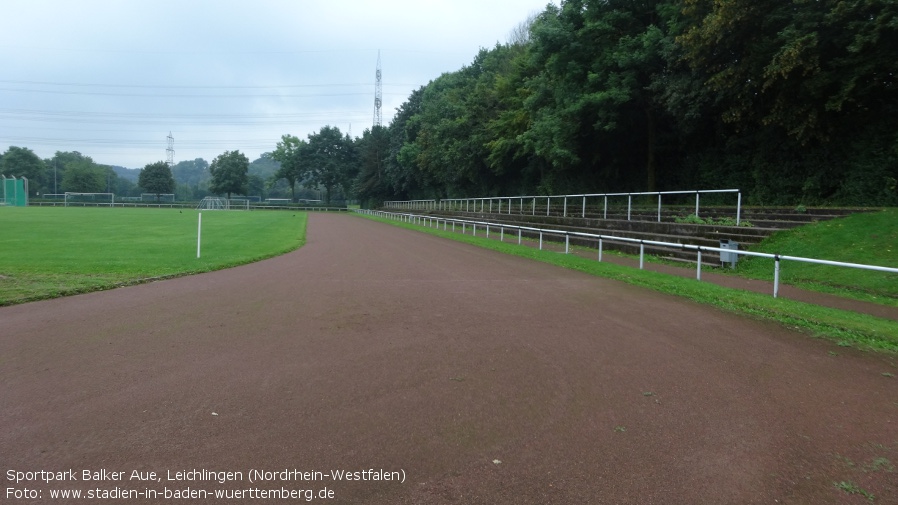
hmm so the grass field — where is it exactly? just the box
[0,207,307,305]
[736,208,898,305]
[355,211,898,354]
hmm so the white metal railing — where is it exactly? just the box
[356,209,898,299]
[383,199,437,210]
[435,189,742,225]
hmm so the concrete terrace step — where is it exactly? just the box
[425,212,754,265]
[385,205,869,267]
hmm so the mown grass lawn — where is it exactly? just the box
[0,207,306,305]
[736,208,898,305]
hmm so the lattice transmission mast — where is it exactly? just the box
[373,51,383,128]
[166,132,175,167]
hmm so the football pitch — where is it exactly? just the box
[0,206,307,305]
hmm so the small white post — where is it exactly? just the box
[697,249,702,280]
[773,256,781,298]
[197,212,202,259]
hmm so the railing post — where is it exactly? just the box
[598,238,603,262]
[697,249,702,280]
[539,231,543,250]
[565,234,570,254]
[563,196,567,217]
[657,194,662,223]
[695,192,700,218]
[582,196,586,218]
[628,194,632,221]
[547,196,550,216]
[736,192,742,226]
[773,255,781,298]
[639,242,644,269]
[532,197,535,216]
[518,228,522,245]
[604,196,608,219]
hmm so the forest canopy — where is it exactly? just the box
[353,0,898,207]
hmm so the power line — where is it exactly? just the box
[0,79,417,89]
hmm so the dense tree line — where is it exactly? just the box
[352,0,898,206]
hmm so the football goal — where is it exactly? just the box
[196,196,226,210]
[141,193,176,202]
[64,192,114,207]
[227,198,250,210]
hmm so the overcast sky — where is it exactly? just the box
[0,0,554,169]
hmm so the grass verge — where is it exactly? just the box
[355,212,898,354]
[0,207,307,306]
[736,209,898,306]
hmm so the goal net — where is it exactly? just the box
[196,196,249,210]
[196,196,226,210]
[65,192,114,207]
[141,193,176,202]
[227,198,250,210]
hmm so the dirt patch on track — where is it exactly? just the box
[2,213,896,504]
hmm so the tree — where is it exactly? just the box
[209,150,249,199]
[171,158,209,187]
[305,126,354,205]
[354,125,392,207]
[61,160,105,193]
[270,135,307,202]
[0,146,45,192]
[138,161,175,201]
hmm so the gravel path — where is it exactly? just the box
[2,213,896,504]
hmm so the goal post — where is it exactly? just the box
[227,198,249,210]
[64,192,115,207]
[196,196,226,210]
[141,193,176,202]
[196,196,249,210]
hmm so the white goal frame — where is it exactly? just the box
[141,193,176,202]
[227,198,250,210]
[64,192,115,207]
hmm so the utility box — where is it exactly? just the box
[720,239,739,268]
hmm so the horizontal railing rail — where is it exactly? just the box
[383,199,438,210]
[356,209,898,299]
[439,189,742,225]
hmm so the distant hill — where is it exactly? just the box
[111,165,140,182]
[250,154,280,179]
